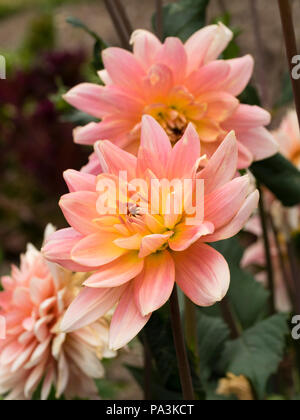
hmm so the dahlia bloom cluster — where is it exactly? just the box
[0,226,115,400]
[64,24,277,174]
[43,115,259,350]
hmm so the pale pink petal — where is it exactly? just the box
[109,284,151,350]
[237,141,254,169]
[24,361,47,398]
[174,242,230,306]
[73,119,133,146]
[63,169,96,193]
[143,63,174,102]
[94,140,137,179]
[169,221,214,251]
[98,69,112,85]
[59,191,99,235]
[200,91,239,122]
[61,286,125,332]
[137,115,172,177]
[139,232,174,258]
[237,127,279,161]
[186,60,230,95]
[30,277,53,306]
[205,175,250,229]
[198,130,237,194]
[130,29,162,69]
[167,123,201,179]
[71,232,127,268]
[102,47,146,94]
[203,22,233,63]
[241,240,265,268]
[83,252,144,287]
[0,316,5,340]
[134,250,175,316]
[206,190,259,242]
[219,55,254,96]
[80,152,102,175]
[222,104,271,131]
[156,37,187,83]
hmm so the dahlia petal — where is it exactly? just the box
[83,252,144,288]
[0,341,23,365]
[102,47,146,94]
[130,29,162,69]
[205,176,250,230]
[241,240,265,268]
[94,139,137,180]
[80,152,102,175]
[237,127,279,161]
[137,115,172,177]
[61,286,125,332]
[134,250,175,316]
[59,191,99,235]
[174,242,230,306]
[156,37,187,83]
[169,221,215,251]
[167,123,201,179]
[199,91,239,122]
[30,277,53,306]
[56,351,69,398]
[222,104,271,130]
[220,55,254,96]
[113,234,142,250]
[143,63,174,101]
[237,141,254,169]
[98,69,112,85]
[63,169,96,193]
[24,362,47,398]
[198,130,238,194]
[205,190,259,242]
[203,22,233,63]
[186,60,230,95]
[0,316,5,339]
[109,284,151,350]
[41,364,55,401]
[71,233,127,267]
[139,231,174,258]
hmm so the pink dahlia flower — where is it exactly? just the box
[43,116,259,350]
[0,316,5,340]
[64,24,277,174]
[273,109,300,168]
[0,226,115,400]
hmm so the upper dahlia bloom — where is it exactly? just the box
[43,116,259,350]
[64,24,278,174]
[273,109,300,168]
[0,226,115,400]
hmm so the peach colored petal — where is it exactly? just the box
[199,91,239,122]
[134,250,175,316]
[143,63,174,102]
[156,37,187,83]
[222,104,271,130]
[130,29,162,69]
[63,169,96,193]
[138,232,174,258]
[237,127,279,161]
[169,221,214,251]
[219,55,254,96]
[186,60,230,95]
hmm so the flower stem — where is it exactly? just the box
[155,0,164,41]
[220,297,240,339]
[114,0,133,37]
[184,296,198,355]
[169,286,195,400]
[103,0,130,49]
[278,0,300,128]
[257,183,276,314]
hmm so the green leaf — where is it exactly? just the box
[251,153,300,207]
[66,16,107,70]
[196,312,230,385]
[213,238,270,330]
[275,72,294,108]
[152,0,210,41]
[217,314,289,399]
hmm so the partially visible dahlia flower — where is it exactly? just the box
[43,115,259,350]
[0,225,114,400]
[64,24,278,174]
[0,316,5,340]
[273,109,300,168]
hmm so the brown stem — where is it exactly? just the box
[248,0,269,107]
[103,0,130,49]
[257,184,276,313]
[218,0,227,15]
[169,286,195,400]
[269,215,295,310]
[278,0,300,128]
[287,240,300,315]
[220,298,240,339]
[184,296,198,355]
[114,0,133,37]
[155,0,163,41]
[143,335,152,400]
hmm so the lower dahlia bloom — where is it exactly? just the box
[43,116,259,350]
[273,109,300,168]
[64,24,277,174]
[0,226,114,400]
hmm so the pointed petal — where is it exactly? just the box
[139,232,174,258]
[63,170,96,193]
[237,127,278,161]
[186,60,230,95]
[169,221,214,251]
[130,29,162,69]
[109,284,151,350]
[156,37,187,83]
[219,55,254,96]
[83,252,144,287]
[222,104,271,130]
[174,242,230,306]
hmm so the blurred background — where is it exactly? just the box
[0,0,300,399]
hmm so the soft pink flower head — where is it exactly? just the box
[0,225,115,400]
[43,116,259,350]
[241,216,292,312]
[272,109,300,168]
[64,24,277,174]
